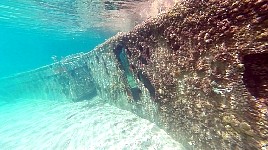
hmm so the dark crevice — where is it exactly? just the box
[137,70,155,98]
[145,47,150,58]
[130,88,142,102]
[242,53,268,99]
[139,56,148,65]
[114,43,141,101]
[95,55,100,63]
[113,44,124,70]
[138,44,143,52]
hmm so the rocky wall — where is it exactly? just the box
[84,37,159,122]
[111,0,268,149]
[0,53,97,102]
[0,0,267,149]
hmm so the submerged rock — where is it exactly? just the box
[1,0,267,149]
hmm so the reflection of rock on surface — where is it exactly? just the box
[138,0,180,20]
[77,0,180,32]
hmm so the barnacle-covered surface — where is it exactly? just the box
[0,0,267,149]
[85,37,159,121]
[117,0,268,149]
[114,0,268,149]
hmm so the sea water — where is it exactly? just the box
[0,1,185,149]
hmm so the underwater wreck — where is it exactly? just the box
[0,0,267,149]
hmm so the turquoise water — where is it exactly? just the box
[0,0,173,77]
[0,1,115,77]
[0,1,185,149]
[0,25,111,77]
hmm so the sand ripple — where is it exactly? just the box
[0,97,184,150]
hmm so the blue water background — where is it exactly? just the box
[0,1,117,77]
[0,26,114,77]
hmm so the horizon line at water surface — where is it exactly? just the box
[0,0,117,78]
[0,0,177,77]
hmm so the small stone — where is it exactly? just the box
[239,122,251,131]
[158,88,164,94]
[237,63,244,68]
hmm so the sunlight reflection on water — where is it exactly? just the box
[0,0,178,35]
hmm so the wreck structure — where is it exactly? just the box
[0,0,267,149]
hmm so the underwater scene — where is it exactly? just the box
[0,0,267,150]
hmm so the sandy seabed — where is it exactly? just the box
[0,96,185,150]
